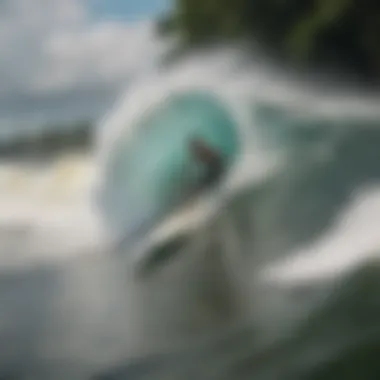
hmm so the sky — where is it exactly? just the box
[0,0,171,135]
[89,0,170,21]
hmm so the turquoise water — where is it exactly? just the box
[100,91,240,240]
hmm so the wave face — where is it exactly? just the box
[97,47,380,276]
[93,47,380,379]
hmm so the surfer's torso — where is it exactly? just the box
[190,138,224,191]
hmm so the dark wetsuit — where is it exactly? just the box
[190,139,224,190]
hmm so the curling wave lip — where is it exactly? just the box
[97,91,241,257]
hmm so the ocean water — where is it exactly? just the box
[0,47,380,379]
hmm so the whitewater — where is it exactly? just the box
[0,47,380,379]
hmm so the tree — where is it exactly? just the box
[158,0,380,83]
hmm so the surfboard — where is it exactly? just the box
[127,191,220,275]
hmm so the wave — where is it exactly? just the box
[0,46,380,379]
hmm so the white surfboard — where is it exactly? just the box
[127,190,222,272]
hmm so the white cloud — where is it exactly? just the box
[38,21,158,93]
[0,0,165,129]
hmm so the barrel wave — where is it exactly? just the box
[98,91,240,245]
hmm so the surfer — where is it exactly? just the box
[189,138,225,190]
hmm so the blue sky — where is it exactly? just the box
[89,0,171,21]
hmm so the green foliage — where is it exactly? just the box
[160,0,380,82]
